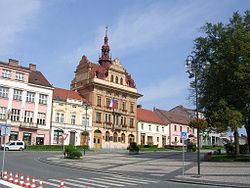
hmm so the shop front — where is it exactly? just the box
[23,132,32,145]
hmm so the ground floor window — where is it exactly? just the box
[36,135,45,145]
[53,130,63,144]
[9,131,18,141]
[121,133,125,143]
[23,133,32,145]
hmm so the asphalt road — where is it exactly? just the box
[0,151,220,188]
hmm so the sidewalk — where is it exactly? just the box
[39,150,250,188]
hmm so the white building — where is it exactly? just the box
[137,107,169,147]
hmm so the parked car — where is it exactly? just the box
[1,141,25,151]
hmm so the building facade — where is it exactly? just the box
[71,30,142,148]
[137,107,169,148]
[170,105,222,146]
[51,88,93,147]
[154,108,197,146]
[0,59,53,145]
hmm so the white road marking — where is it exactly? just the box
[66,178,108,188]
[92,177,136,185]
[43,180,70,188]
[113,175,158,183]
[103,176,149,184]
[49,179,85,188]
[78,177,123,187]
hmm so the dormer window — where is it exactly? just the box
[120,78,123,85]
[115,76,118,83]
[111,75,114,82]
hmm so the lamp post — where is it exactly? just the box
[185,55,201,175]
[83,102,90,156]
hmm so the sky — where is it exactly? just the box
[0,0,249,134]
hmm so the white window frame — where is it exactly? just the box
[2,69,11,78]
[56,112,64,123]
[71,114,76,125]
[15,72,24,81]
[0,87,9,98]
[39,94,48,105]
[24,111,33,123]
[0,107,7,120]
[10,109,20,121]
[13,89,22,100]
[37,113,46,125]
[82,116,89,126]
[26,92,35,103]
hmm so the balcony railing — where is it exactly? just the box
[20,122,38,129]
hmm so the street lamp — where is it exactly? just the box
[185,55,201,175]
[83,102,90,156]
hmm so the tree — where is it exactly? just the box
[187,11,250,154]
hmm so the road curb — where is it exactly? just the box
[166,178,249,188]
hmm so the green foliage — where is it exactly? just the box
[187,11,250,154]
[26,145,64,151]
[240,144,249,154]
[127,142,139,152]
[187,142,197,152]
[224,143,235,154]
[81,131,89,136]
[202,145,224,150]
[189,119,208,129]
[64,144,82,159]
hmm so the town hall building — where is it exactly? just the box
[70,29,142,148]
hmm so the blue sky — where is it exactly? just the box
[0,0,249,116]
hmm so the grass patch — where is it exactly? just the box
[211,154,250,162]
[201,145,224,150]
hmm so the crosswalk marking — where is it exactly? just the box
[92,177,137,185]
[67,178,108,188]
[78,177,124,187]
[42,180,70,188]
[103,176,149,184]
[113,175,157,183]
[49,179,85,188]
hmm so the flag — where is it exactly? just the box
[109,99,118,108]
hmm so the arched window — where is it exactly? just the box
[121,133,125,143]
[105,131,110,141]
[111,75,114,82]
[120,78,123,85]
[115,76,118,83]
[113,132,118,142]
[128,134,135,143]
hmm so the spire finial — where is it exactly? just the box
[105,25,108,37]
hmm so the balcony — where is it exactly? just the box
[20,122,38,129]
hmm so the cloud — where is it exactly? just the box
[0,0,41,55]
[139,76,189,103]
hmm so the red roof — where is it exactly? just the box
[137,108,167,125]
[53,88,87,102]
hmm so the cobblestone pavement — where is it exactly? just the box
[40,150,250,188]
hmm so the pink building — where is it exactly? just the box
[154,108,197,146]
[0,59,53,145]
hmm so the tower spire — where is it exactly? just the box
[99,26,111,65]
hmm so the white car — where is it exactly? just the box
[1,141,25,151]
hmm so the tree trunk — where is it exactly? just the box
[234,129,240,155]
[245,123,250,153]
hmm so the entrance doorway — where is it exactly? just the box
[93,130,102,148]
[36,135,45,145]
[23,133,32,145]
[140,133,145,145]
[69,132,76,145]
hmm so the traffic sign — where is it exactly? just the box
[0,125,11,136]
[181,132,187,140]
[62,133,68,140]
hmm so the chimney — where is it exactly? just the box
[29,64,36,71]
[9,59,19,66]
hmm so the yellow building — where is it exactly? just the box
[71,30,142,149]
[51,88,92,147]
